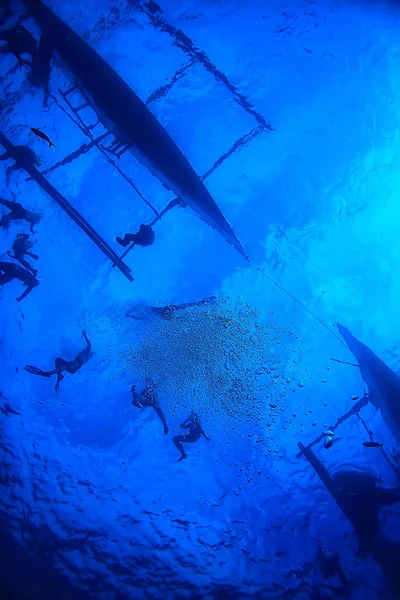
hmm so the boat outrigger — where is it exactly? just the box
[24,0,248,259]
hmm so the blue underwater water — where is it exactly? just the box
[1,0,400,598]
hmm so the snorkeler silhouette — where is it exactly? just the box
[0,24,37,69]
[24,331,92,392]
[0,197,41,232]
[116,223,155,248]
[0,260,39,302]
[7,233,38,275]
[0,144,40,185]
[173,410,210,461]
[131,378,168,435]
[126,296,217,321]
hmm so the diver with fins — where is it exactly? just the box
[7,233,38,275]
[126,296,217,321]
[24,331,92,392]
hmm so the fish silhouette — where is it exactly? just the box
[30,127,57,148]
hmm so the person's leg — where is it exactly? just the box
[173,435,187,461]
[176,298,216,312]
[16,281,38,302]
[82,330,91,353]
[198,296,217,305]
[53,358,67,392]
[153,306,175,320]
[24,365,54,377]
[74,332,91,366]
[25,212,41,232]
[116,233,136,247]
[154,405,169,435]
[175,302,197,311]
[0,273,13,285]
[55,371,63,393]
[65,359,81,374]
[0,198,17,210]
[25,250,39,260]
[54,357,68,371]
[14,253,37,275]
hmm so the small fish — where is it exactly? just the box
[362,441,383,449]
[30,127,57,148]
[351,395,359,401]
[324,438,334,449]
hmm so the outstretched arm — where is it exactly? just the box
[175,297,217,312]
[153,405,169,435]
[55,371,64,393]
[0,197,14,208]
[82,330,91,352]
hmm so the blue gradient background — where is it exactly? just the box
[1,1,400,598]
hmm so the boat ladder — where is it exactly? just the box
[58,82,132,159]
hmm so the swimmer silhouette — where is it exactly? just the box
[7,233,38,275]
[116,224,155,248]
[0,260,39,301]
[173,410,210,461]
[0,197,41,232]
[131,378,168,435]
[0,24,37,69]
[24,331,92,392]
[126,296,217,321]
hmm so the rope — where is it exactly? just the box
[246,257,349,349]
[330,358,359,367]
[356,412,399,480]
